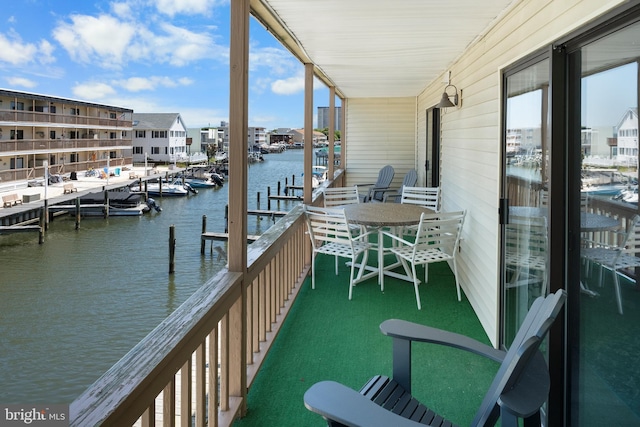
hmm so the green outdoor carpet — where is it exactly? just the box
[234,253,497,426]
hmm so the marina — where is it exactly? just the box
[0,149,307,404]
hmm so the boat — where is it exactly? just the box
[185,177,218,188]
[181,166,225,188]
[214,151,228,162]
[51,191,161,216]
[312,166,328,188]
[612,185,638,204]
[130,178,197,197]
[248,151,264,163]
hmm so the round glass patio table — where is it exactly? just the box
[342,203,435,288]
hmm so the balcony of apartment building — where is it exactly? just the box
[0,108,132,128]
[0,130,131,153]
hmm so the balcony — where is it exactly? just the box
[69,173,493,426]
[0,138,132,155]
[0,110,132,128]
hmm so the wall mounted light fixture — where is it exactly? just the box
[436,84,460,108]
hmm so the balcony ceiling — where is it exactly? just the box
[251,0,517,98]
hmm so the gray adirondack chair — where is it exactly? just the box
[304,289,567,427]
[356,165,395,202]
[382,169,419,203]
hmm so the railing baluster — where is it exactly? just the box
[220,313,229,411]
[195,343,206,427]
[164,378,175,427]
[209,328,219,427]
[180,359,191,427]
[141,405,155,427]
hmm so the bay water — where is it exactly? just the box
[0,149,306,404]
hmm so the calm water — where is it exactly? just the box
[0,149,306,404]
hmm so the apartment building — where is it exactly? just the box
[317,106,342,131]
[0,89,133,184]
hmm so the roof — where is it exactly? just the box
[132,113,182,130]
[0,88,133,112]
[250,0,517,98]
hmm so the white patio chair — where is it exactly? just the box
[323,186,360,208]
[396,186,441,238]
[582,214,640,314]
[504,215,549,296]
[303,205,373,300]
[400,186,440,211]
[381,210,466,309]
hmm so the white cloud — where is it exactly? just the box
[6,77,37,88]
[53,13,225,69]
[153,23,224,66]
[114,76,194,92]
[250,45,296,75]
[54,14,137,69]
[271,75,305,95]
[0,31,43,65]
[271,73,325,96]
[38,40,56,64]
[72,82,117,100]
[153,0,227,17]
[111,2,133,18]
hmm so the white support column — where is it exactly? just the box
[304,63,314,205]
[228,0,249,416]
[328,86,336,179]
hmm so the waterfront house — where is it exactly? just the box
[615,108,639,163]
[132,113,189,164]
[70,1,640,426]
[0,89,132,184]
[289,128,328,146]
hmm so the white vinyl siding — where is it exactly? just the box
[415,0,625,345]
[344,97,417,192]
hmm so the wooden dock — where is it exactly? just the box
[247,209,288,217]
[0,224,42,234]
[201,232,260,242]
[270,194,301,201]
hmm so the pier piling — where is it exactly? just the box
[75,197,81,229]
[39,209,45,244]
[169,225,176,273]
[201,215,207,254]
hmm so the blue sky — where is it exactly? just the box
[0,0,331,130]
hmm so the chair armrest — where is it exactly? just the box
[383,191,401,202]
[381,319,505,363]
[304,381,425,427]
[380,230,414,247]
[352,229,376,242]
[498,351,550,419]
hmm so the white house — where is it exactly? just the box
[132,113,188,164]
[616,108,638,164]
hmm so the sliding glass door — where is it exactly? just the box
[501,57,551,345]
[571,21,640,426]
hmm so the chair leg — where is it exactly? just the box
[335,255,339,275]
[311,254,316,289]
[354,250,369,282]
[453,259,462,301]
[412,263,422,310]
[612,269,624,315]
[349,264,354,300]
